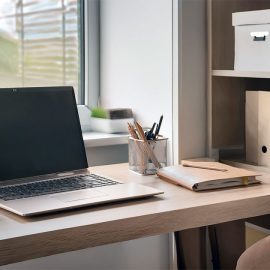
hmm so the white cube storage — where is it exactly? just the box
[89,117,133,133]
[233,9,270,71]
[246,91,270,166]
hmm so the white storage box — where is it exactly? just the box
[89,117,133,133]
[246,91,270,166]
[233,9,270,71]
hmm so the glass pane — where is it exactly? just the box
[0,0,81,102]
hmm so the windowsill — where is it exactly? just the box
[83,131,129,148]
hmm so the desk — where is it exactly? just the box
[1,163,270,266]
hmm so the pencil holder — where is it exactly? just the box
[128,136,167,175]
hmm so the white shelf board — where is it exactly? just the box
[212,70,270,79]
[83,132,129,148]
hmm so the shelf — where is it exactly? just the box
[222,159,270,174]
[212,70,270,79]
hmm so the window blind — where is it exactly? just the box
[0,0,81,100]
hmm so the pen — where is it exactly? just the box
[155,115,163,139]
[145,122,156,140]
[149,122,156,134]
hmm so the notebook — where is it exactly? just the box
[0,86,163,216]
[157,161,261,191]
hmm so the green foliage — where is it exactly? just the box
[91,107,108,119]
[0,33,19,73]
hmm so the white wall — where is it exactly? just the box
[2,234,169,270]
[100,0,173,143]
[86,144,128,166]
[98,1,173,269]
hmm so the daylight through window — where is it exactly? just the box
[0,0,83,101]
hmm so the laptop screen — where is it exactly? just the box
[0,86,88,181]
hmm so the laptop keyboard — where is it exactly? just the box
[0,174,121,201]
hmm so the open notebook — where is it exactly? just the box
[157,161,261,191]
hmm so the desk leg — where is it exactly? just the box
[208,220,245,270]
[174,227,207,270]
[174,231,186,270]
[208,225,220,270]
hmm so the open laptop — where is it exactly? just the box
[0,86,163,216]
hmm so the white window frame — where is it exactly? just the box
[84,0,100,108]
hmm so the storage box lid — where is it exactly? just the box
[233,9,270,26]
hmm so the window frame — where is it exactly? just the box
[83,0,100,108]
[78,0,86,105]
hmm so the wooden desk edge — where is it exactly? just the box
[1,194,270,266]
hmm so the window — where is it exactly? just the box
[0,0,84,103]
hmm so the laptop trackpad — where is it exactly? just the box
[51,190,108,202]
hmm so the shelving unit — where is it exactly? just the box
[207,1,270,255]
[207,0,270,163]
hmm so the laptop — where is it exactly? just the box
[0,86,163,216]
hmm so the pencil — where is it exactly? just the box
[182,163,228,172]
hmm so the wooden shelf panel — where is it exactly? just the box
[222,159,270,174]
[213,70,270,79]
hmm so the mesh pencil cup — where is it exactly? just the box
[128,136,167,175]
